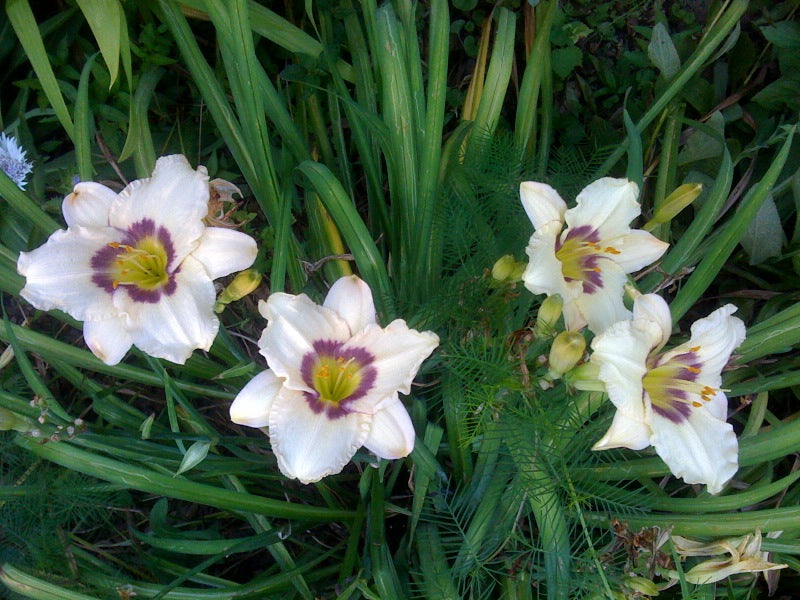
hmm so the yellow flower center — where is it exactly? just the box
[311,355,363,406]
[108,239,169,290]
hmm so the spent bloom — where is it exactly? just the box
[521,178,668,333]
[0,132,33,189]
[230,275,439,484]
[671,530,786,585]
[17,155,257,365]
[590,294,745,494]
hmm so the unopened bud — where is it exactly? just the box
[623,575,660,596]
[0,345,14,369]
[644,183,702,231]
[565,361,605,391]
[491,254,525,284]
[215,269,262,313]
[0,407,31,432]
[535,295,563,337]
[548,331,586,377]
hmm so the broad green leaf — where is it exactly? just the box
[75,0,122,86]
[752,78,800,112]
[760,21,800,49]
[648,22,680,79]
[551,46,582,79]
[740,192,784,264]
[677,111,725,165]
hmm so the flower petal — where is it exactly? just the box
[520,181,567,230]
[606,229,669,273]
[230,370,283,428]
[83,316,133,365]
[119,256,219,364]
[664,304,746,382]
[346,320,439,404]
[258,293,351,390]
[191,227,258,280]
[592,408,651,451]
[323,275,377,334]
[363,395,415,459]
[523,221,569,297]
[566,178,640,239]
[62,182,116,228]
[648,402,739,494]
[591,318,652,419]
[269,386,371,483]
[572,260,631,334]
[18,227,119,320]
[109,155,209,252]
[633,293,672,351]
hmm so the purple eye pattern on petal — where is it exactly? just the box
[644,347,714,424]
[554,224,620,294]
[91,218,178,303]
[300,339,377,419]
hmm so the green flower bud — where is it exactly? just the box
[623,575,660,596]
[535,295,563,337]
[644,183,702,231]
[565,361,605,391]
[215,269,262,313]
[548,331,586,377]
[491,254,526,284]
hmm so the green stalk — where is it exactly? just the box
[471,8,516,144]
[413,0,449,297]
[6,0,75,140]
[0,322,234,400]
[0,169,60,236]
[585,504,800,537]
[15,434,353,521]
[515,0,556,162]
[375,3,419,268]
[74,52,98,182]
[579,411,800,481]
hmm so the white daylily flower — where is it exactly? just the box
[0,132,33,189]
[521,178,668,333]
[230,275,439,484]
[590,294,745,494]
[672,530,787,585]
[17,155,257,365]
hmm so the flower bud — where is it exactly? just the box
[0,407,31,432]
[565,361,605,391]
[491,254,525,284]
[622,575,660,597]
[644,183,702,231]
[215,269,262,313]
[548,331,586,377]
[534,295,563,337]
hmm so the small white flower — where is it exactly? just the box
[0,132,33,189]
[590,294,745,494]
[230,275,439,484]
[17,155,258,365]
[521,178,668,333]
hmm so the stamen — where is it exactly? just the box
[604,246,621,255]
